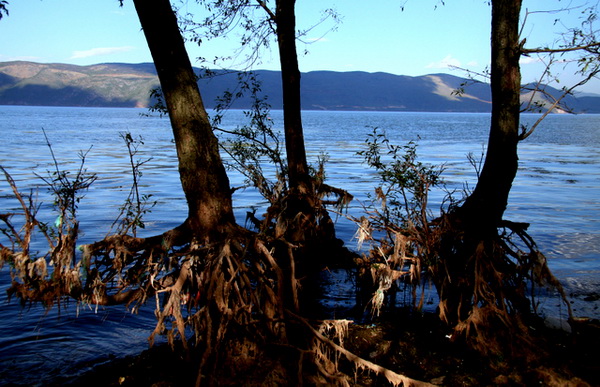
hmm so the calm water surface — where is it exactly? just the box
[0,106,598,384]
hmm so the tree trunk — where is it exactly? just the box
[435,0,524,327]
[275,0,313,196]
[460,0,522,231]
[132,0,235,237]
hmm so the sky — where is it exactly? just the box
[2,0,600,93]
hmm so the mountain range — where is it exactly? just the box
[1,61,599,113]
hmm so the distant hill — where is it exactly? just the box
[1,61,599,112]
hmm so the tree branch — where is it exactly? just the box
[522,41,600,55]
[520,64,600,140]
[255,0,276,21]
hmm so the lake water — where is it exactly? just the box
[0,106,599,384]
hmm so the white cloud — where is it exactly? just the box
[426,54,462,70]
[70,46,135,59]
[520,56,542,65]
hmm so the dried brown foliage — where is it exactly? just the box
[0,145,429,386]
[353,131,573,361]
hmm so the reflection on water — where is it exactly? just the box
[0,106,599,384]
[0,297,161,384]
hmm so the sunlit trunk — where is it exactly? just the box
[437,0,524,326]
[132,0,235,236]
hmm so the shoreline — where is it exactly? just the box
[55,312,600,386]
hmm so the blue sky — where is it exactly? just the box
[2,0,599,93]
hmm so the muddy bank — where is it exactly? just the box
[50,311,600,386]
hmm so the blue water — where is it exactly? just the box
[0,106,599,384]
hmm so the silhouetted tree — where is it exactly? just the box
[459,0,521,229]
[272,0,312,196]
[430,0,599,358]
[436,1,525,325]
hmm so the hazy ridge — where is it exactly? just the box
[1,61,598,113]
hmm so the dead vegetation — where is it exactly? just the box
[0,130,435,386]
[0,127,591,386]
[3,0,599,384]
[347,128,575,364]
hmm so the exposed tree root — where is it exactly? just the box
[354,209,573,364]
[2,135,573,384]
[3,142,426,385]
[346,135,573,361]
[427,213,573,359]
[2,191,427,385]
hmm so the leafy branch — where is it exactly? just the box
[212,71,287,204]
[36,129,97,240]
[110,132,157,237]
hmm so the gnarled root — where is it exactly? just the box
[432,215,572,360]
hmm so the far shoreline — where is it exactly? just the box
[3,104,600,115]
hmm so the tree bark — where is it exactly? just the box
[275,0,312,196]
[434,0,524,327]
[132,0,235,237]
[460,0,522,230]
